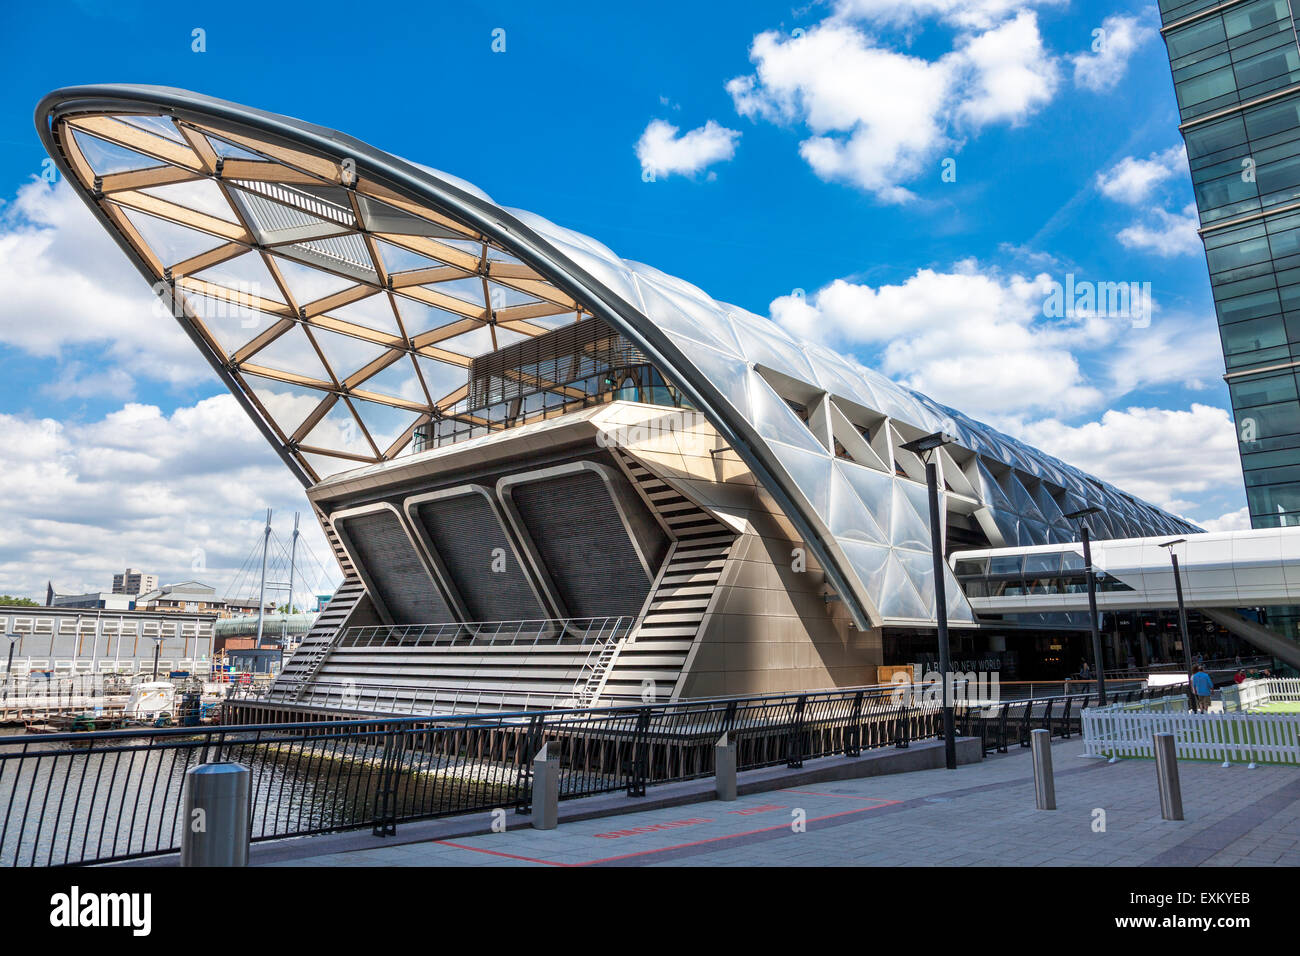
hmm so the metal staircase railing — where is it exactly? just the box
[265,575,365,701]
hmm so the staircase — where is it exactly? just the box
[266,574,366,701]
[572,634,621,707]
[593,452,738,704]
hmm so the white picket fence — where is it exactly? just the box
[1082,693,1300,765]
[1221,677,1300,712]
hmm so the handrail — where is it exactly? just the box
[337,616,634,649]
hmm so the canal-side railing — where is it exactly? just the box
[958,683,1183,756]
[2,685,937,866]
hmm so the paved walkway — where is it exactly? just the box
[269,739,1300,867]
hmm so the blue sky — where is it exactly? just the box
[0,0,1246,599]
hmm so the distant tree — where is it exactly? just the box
[0,595,40,607]
[276,603,300,614]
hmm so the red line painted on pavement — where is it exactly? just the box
[434,841,567,866]
[434,799,896,867]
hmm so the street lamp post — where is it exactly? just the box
[1160,538,1195,704]
[151,636,163,681]
[901,431,958,770]
[1064,507,1108,706]
[4,633,17,703]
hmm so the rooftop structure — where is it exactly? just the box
[38,85,1225,710]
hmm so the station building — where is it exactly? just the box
[41,84,1272,715]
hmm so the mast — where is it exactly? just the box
[255,508,271,647]
[284,512,300,647]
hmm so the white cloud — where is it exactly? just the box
[1097,148,1202,259]
[1118,204,1202,258]
[1105,313,1224,395]
[1070,13,1157,92]
[0,178,206,394]
[726,10,1058,201]
[831,0,1065,31]
[0,397,340,602]
[1016,404,1242,514]
[770,263,1106,417]
[728,23,954,202]
[954,11,1059,128]
[635,119,741,178]
[1200,506,1251,533]
[1097,145,1187,205]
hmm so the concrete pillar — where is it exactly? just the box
[715,732,737,801]
[531,742,559,830]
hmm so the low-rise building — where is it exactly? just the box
[134,581,272,619]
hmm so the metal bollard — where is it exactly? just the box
[1154,732,1183,821]
[531,742,559,830]
[181,762,251,867]
[1030,729,1055,810]
[715,732,737,802]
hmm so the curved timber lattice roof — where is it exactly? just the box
[37,85,1200,631]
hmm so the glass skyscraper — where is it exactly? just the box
[1161,0,1300,529]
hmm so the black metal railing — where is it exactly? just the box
[2,685,939,867]
[958,682,1188,756]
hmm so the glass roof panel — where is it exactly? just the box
[356,354,427,403]
[193,252,286,303]
[350,397,419,454]
[437,325,528,358]
[71,129,165,175]
[746,370,826,455]
[301,451,357,480]
[141,180,240,223]
[271,254,361,305]
[878,553,929,620]
[121,208,227,266]
[633,275,742,356]
[678,342,750,417]
[246,325,332,382]
[425,276,486,306]
[767,439,832,518]
[310,327,392,380]
[326,293,404,337]
[415,355,469,403]
[301,401,372,456]
[186,292,282,357]
[487,280,542,309]
[828,464,888,545]
[113,114,186,143]
[203,133,268,161]
[729,311,818,382]
[394,297,473,337]
[835,459,894,538]
[890,482,933,551]
[896,548,936,613]
[244,373,326,436]
[839,540,892,596]
[375,238,443,273]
